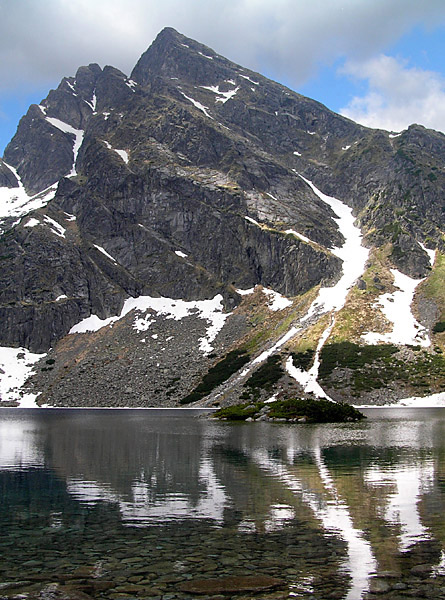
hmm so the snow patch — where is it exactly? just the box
[93,244,117,264]
[342,145,351,150]
[293,151,302,156]
[198,51,213,60]
[24,218,40,228]
[389,131,404,138]
[64,212,76,221]
[55,295,67,302]
[69,294,230,354]
[126,79,137,91]
[103,141,129,164]
[245,215,261,227]
[284,228,313,245]
[235,287,255,296]
[239,74,259,85]
[45,117,84,176]
[362,269,430,347]
[175,250,188,258]
[285,175,369,398]
[418,241,435,266]
[180,92,213,119]
[0,346,45,407]
[200,84,239,104]
[307,131,316,135]
[262,288,292,311]
[43,215,66,238]
[0,164,57,226]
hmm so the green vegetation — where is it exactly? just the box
[433,321,445,333]
[319,341,445,395]
[241,354,284,401]
[291,349,315,370]
[180,349,250,404]
[214,397,365,423]
[319,342,398,378]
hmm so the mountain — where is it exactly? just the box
[1,27,445,408]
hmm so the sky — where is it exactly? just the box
[1,0,445,154]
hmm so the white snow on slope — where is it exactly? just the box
[200,84,239,104]
[235,287,255,296]
[93,244,117,264]
[69,294,230,354]
[175,250,188,258]
[43,215,66,238]
[239,74,259,85]
[362,269,430,347]
[0,347,45,407]
[245,215,261,226]
[180,92,213,119]
[24,218,40,228]
[84,92,97,112]
[44,116,84,176]
[0,164,57,226]
[284,228,313,244]
[392,391,445,407]
[126,79,137,91]
[262,288,292,311]
[103,141,129,164]
[285,175,369,398]
[198,51,213,60]
[299,175,369,319]
[418,241,435,266]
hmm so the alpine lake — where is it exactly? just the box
[1,407,445,600]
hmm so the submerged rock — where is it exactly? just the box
[178,574,285,594]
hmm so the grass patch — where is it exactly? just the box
[180,349,250,405]
[420,252,445,318]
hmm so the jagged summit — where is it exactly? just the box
[131,26,261,87]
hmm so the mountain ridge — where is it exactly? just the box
[1,27,445,408]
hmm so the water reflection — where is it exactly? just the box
[1,407,445,600]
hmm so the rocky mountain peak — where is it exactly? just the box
[1,28,445,408]
[130,27,249,88]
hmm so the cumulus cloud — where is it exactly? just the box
[1,0,445,91]
[340,55,445,133]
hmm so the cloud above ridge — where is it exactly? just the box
[340,55,445,133]
[1,0,445,89]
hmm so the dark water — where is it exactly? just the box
[1,407,445,599]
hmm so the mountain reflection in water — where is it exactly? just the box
[1,407,445,600]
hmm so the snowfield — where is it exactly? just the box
[362,269,430,347]
[0,347,45,407]
[69,294,230,354]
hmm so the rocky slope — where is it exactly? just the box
[1,27,445,407]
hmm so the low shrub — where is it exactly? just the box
[180,349,250,404]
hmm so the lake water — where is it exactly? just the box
[1,408,445,600]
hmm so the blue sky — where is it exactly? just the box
[1,0,445,154]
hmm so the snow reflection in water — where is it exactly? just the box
[1,409,445,600]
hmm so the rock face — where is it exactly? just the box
[1,27,445,406]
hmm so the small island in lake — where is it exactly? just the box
[213,397,366,423]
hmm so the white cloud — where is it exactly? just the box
[340,55,445,133]
[1,0,445,90]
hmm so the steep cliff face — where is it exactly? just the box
[1,27,445,407]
